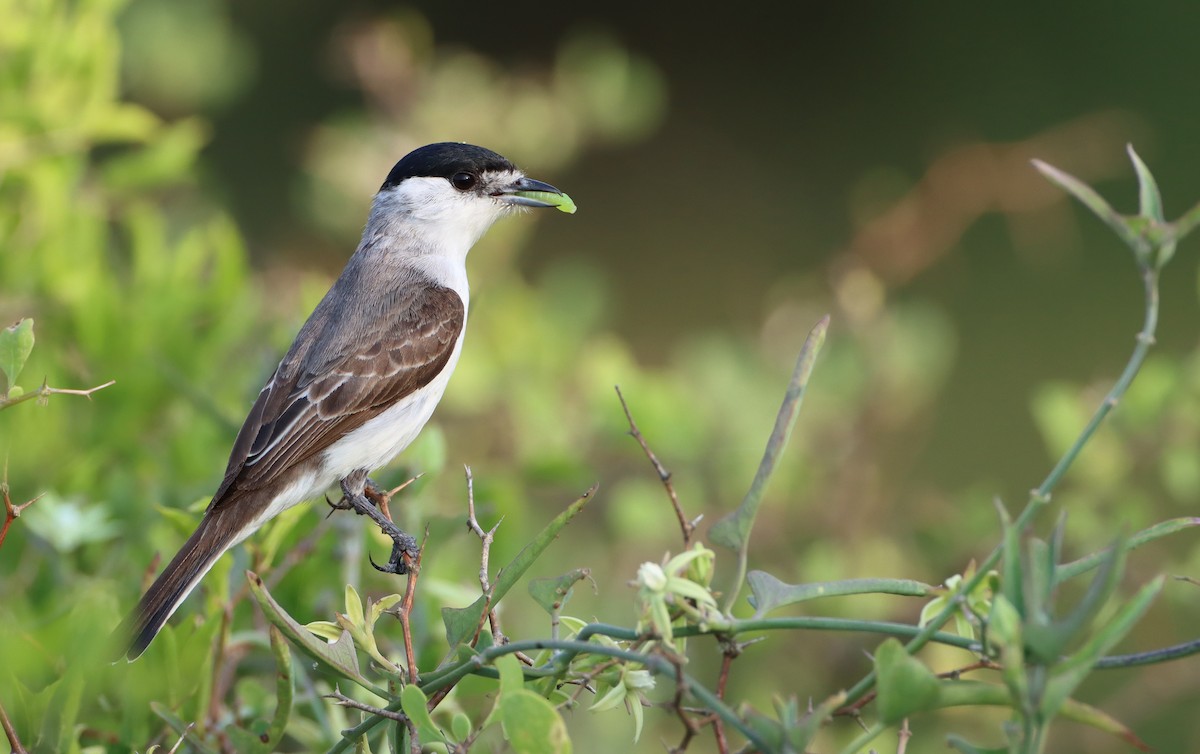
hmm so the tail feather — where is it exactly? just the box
[122,504,244,660]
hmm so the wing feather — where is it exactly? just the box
[209,281,464,509]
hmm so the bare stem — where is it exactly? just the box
[0,378,115,411]
[325,686,409,722]
[0,696,27,754]
[615,385,694,548]
[463,466,518,652]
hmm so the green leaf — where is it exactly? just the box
[443,486,596,647]
[873,638,941,724]
[500,689,572,754]
[1042,576,1164,720]
[1056,517,1200,584]
[747,570,932,616]
[265,625,294,751]
[710,316,829,555]
[987,594,1027,704]
[1127,144,1164,222]
[936,681,1149,751]
[35,672,84,754]
[152,701,219,754]
[1035,531,1127,663]
[996,499,1024,617]
[1031,159,1141,252]
[495,653,526,696]
[946,737,1006,754]
[791,691,846,751]
[401,684,447,745]
[528,569,591,615]
[451,711,473,742]
[246,571,377,694]
[0,318,34,394]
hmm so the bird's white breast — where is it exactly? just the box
[319,333,465,479]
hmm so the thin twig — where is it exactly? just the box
[712,643,739,754]
[325,686,409,722]
[463,466,525,659]
[897,718,912,754]
[615,386,694,548]
[0,696,27,754]
[0,471,44,550]
[669,658,705,753]
[395,527,427,685]
[0,378,115,411]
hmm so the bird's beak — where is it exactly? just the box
[494,176,577,214]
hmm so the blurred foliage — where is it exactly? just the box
[2,0,1200,753]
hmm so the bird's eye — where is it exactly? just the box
[450,172,477,191]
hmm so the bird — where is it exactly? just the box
[121,142,576,660]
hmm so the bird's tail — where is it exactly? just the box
[121,503,246,660]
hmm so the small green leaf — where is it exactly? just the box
[401,685,446,745]
[528,569,591,615]
[495,653,526,696]
[500,689,572,754]
[995,498,1025,617]
[1042,575,1164,720]
[246,571,376,693]
[710,316,829,557]
[451,711,473,742]
[1127,144,1164,222]
[265,625,294,751]
[873,638,941,724]
[444,486,595,647]
[0,318,34,394]
[1056,517,1200,584]
[946,734,1008,754]
[747,570,932,616]
[791,691,846,750]
[1032,159,1141,252]
[344,584,365,627]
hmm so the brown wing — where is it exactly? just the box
[209,281,464,508]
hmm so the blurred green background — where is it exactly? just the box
[4,1,1200,751]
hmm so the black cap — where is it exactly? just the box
[380,143,516,191]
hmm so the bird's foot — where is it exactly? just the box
[325,477,384,515]
[339,478,418,575]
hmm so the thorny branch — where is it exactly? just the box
[0,468,43,550]
[0,377,115,411]
[392,527,427,685]
[325,686,409,723]
[462,465,532,668]
[615,385,698,548]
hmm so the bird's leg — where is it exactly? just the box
[324,477,384,513]
[338,474,418,575]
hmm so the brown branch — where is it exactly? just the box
[461,466,532,666]
[712,646,737,754]
[0,470,44,550]
[0,378,115,411]
[668,658,705,753]
[395,527,426,685]
[325,686,409,722]
[0,696,27,754]
[614,386,696,548]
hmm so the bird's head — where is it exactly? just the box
[369,142,575,255]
